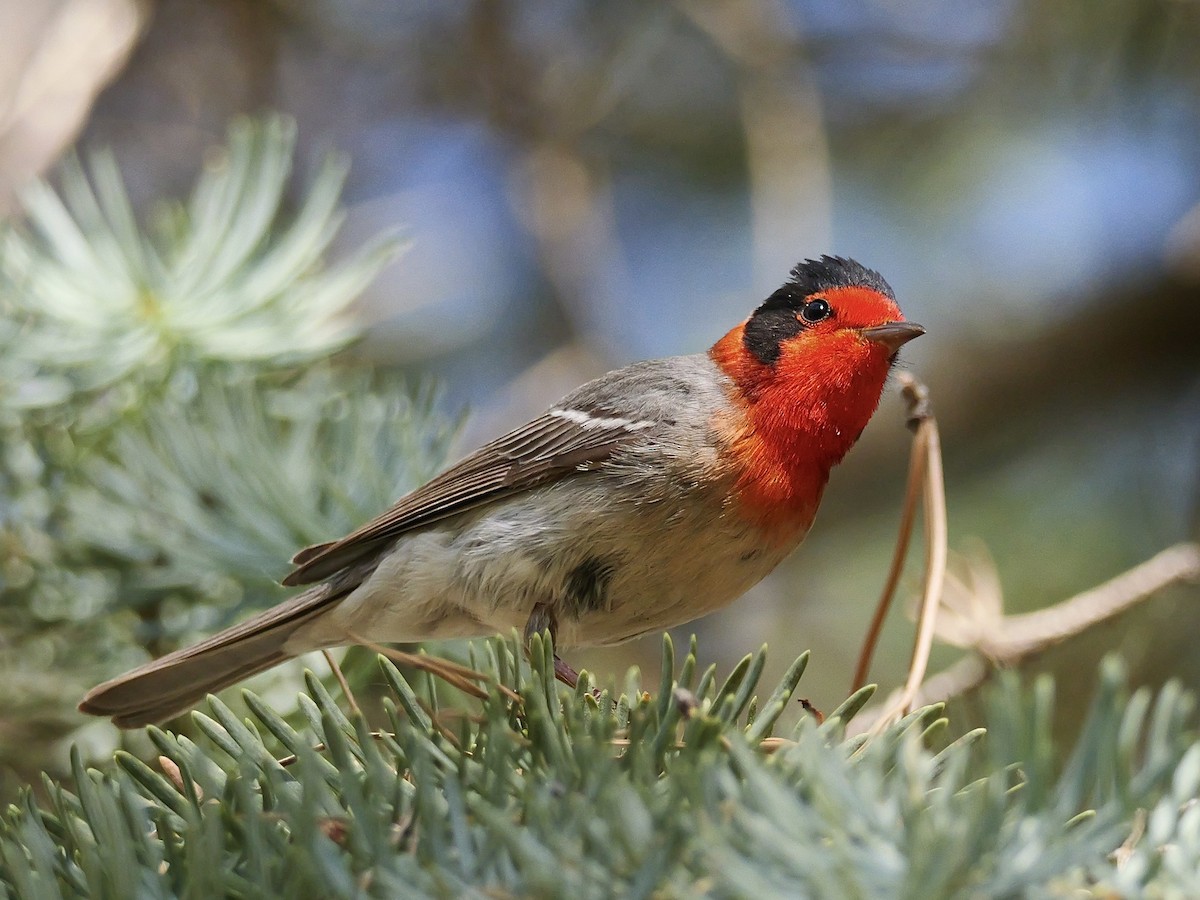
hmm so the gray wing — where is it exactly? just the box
[282,404,656,586]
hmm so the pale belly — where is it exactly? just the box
[289,476,809,653]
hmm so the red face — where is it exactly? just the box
[793,284,906,339]
[769,283,920,381]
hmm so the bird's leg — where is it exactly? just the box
[553,657,581,689]
[524,602,579,689]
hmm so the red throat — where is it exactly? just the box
[709,309,894,539]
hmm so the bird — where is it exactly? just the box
[80,255,924,728]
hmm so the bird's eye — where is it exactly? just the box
[800,298,831,323]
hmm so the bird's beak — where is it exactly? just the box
[860,321,925,353]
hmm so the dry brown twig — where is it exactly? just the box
[348,633,522,704]
[852,374,936,692]
[944,541,1200,661]
[849,540,1200,735]
[847,373,950,737]
[845,373,1200,737]
[158,755,202,799]
[322,649,363,720]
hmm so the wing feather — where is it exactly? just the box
[282,409,652,586]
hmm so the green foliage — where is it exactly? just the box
[0,640,1194,898]
[0,116,387,404]
[69,370,453,627]
[0,116,454,775]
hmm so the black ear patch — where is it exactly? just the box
[743,291,805,365]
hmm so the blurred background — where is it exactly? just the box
[1,0,1198,785]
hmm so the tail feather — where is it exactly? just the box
[80,584,342,729]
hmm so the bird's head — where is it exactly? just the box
[715,256,923,396]
[711,257,924,521]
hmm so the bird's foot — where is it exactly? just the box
[525,602,600,697]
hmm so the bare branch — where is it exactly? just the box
[973,542,1200,660]
[851,541,1200,735]
[323,649,363,720]
[853,374,934,691]
[865,374,949,736]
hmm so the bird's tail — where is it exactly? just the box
[80,584,342,728]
